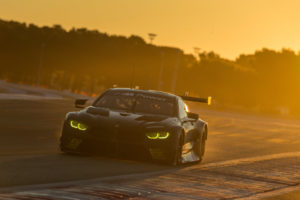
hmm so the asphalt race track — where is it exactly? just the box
[1,82,300,199]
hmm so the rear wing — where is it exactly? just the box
[180,96,212,105]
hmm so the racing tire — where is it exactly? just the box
[195,130,207,163]
[169,134,183,166]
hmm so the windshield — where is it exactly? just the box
[134,93,174,116]
[94,91,135,112]
[94,91,175,116]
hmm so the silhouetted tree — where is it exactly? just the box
[0,19,300,115]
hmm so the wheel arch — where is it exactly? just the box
[194,120,208,140]
[203,124,208,140]
[172,126,185,145]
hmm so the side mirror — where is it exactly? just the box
[187,112,199,120]
[75,99,88,108]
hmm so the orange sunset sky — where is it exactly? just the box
[1,0,300,59]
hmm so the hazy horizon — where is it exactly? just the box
[1,0,300,59]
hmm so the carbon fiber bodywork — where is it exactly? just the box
[60,88,208,164]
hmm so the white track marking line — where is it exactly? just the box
[235,185,300,200]
[0,93,63,100]
[193,151,300,170]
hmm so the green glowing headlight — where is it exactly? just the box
[146,132,159,139]
[69,120,88,131]
[70,120,78,129]
[158,132,170,139]
[146,131,170,140]
[78,123,88,131]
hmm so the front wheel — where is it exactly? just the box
[195,130,207,163]
[169,135,183,166]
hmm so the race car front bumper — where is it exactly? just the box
[60,121,178,162]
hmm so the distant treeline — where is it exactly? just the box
[0,19,300,115]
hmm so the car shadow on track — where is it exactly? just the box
[0,151,197,188]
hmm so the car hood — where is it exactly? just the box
[66,106,179,131]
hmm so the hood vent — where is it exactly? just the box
[135,115,166,122]
[87,106,109,116]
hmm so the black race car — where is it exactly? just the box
[60,88,209,165]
